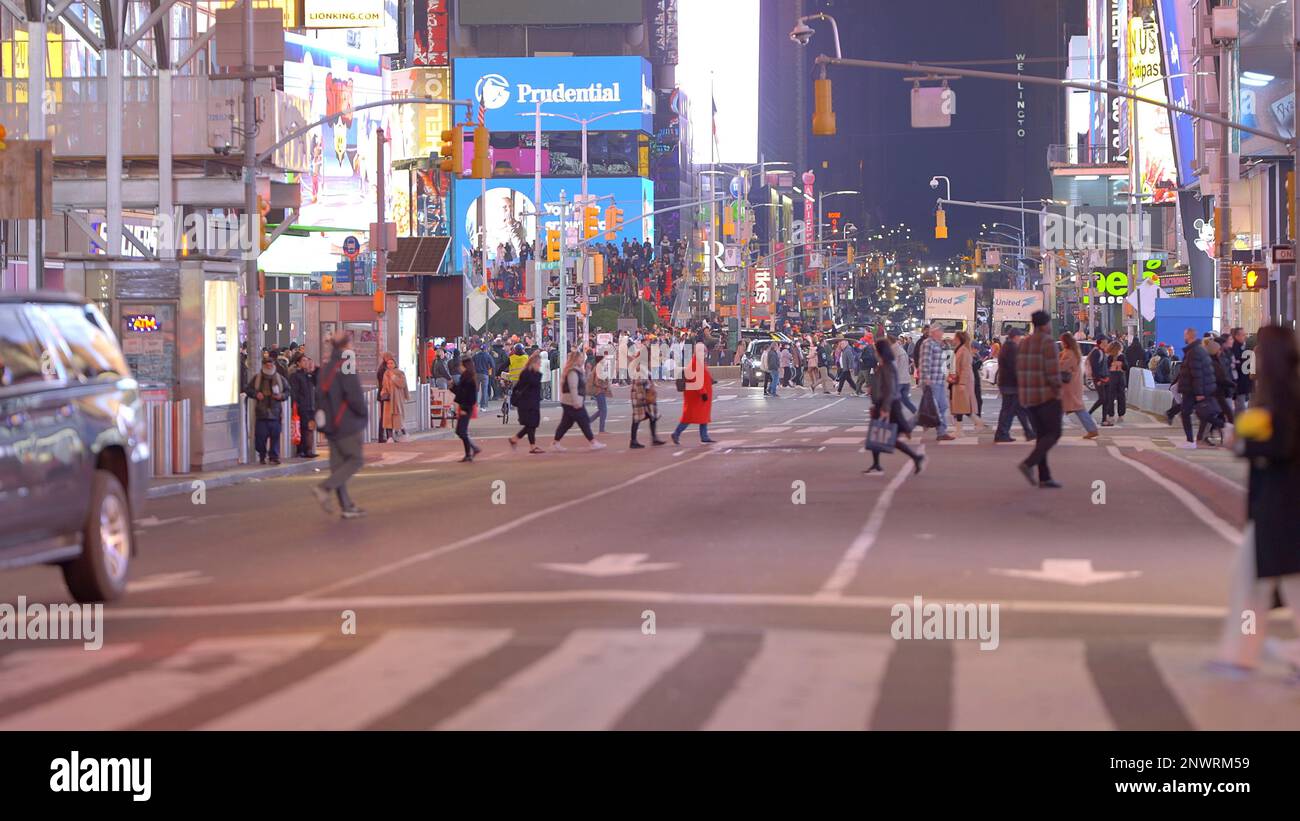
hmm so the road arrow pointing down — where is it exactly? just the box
[990,559,1141,586]
[539,553,680,578]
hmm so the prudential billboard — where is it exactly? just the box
[454,56,654,133]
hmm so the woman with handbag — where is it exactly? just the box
[1058,333,1099,439]
[864,339,926,476]
[507,351,545,453]
[629,343,666,448]
[379,352,409,443]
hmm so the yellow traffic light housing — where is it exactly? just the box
[0,122,7,151]
[373,289,385,314]
[320,274,334,293]
[812,75,836,136]
[846,244,854,265]
[471,125,491,179]
[935,208,948,240]
[439,125,464,175]
[1244,266,1265,290]
[256,194,271,251]
[604,206,623,240]
[546,229,561,261]
[583,206,600,240]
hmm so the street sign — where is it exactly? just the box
[342,235,361,260]
[467,291,500,330]
[911,85,953,128]
[1273,244,1296,264]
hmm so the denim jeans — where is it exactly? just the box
[898,383,916,413]
[254,418,281,459]
[674,422,710,441]
[925,381,949,436]
[591,394,608,432]
[478,377,491,409]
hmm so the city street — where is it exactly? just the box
[1,380,1289,731]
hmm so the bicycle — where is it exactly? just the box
[498,374,515,424]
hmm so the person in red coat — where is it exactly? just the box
[672,341,717,444]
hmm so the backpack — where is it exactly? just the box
[313,358,350,435]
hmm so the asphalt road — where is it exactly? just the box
[1,377,1295,730]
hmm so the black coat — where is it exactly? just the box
[289,368,316,415]
[513,370,543,428]
[1241,429,1300,577]
[452,374,478,411]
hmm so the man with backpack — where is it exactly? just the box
[244,354,289,465]
[312,331,369,519]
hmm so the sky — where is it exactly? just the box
[677,0,760,165]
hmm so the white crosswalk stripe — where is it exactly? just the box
[3,629,1294,730]
[0,634,320,730]
[704,631,891,730]
[202,629,512,730]
[436,629,703,730]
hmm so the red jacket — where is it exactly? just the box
[679,355,713,424]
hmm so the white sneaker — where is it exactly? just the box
[1177,441,1197,450]
[589,440,607,450]
[552,442,568,452]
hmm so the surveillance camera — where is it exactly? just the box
[790,21,814,46]
[929,177,940,190]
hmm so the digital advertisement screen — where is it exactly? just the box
[678,0,759,163]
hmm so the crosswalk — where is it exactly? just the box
[1,628,1295,730]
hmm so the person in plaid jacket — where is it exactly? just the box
[1015,311,1064,488]
[629,343,666,448]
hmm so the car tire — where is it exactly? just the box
[62,470,133,603]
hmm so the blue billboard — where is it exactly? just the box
[451,177,654,271]
[453,56,654,134]
[1155,0,1199,187]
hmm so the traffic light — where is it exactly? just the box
[256,195,271,251]
[544,301,556,319]
[812,75,836,136]
[583,206,600,240]
[604,206,623,240]
[846,244,854,265]
[320,274,334,293]
[439,125,464,174]
[934,208,948,240]
[257,269,265,299]
[0,122,6,151]
[373,289,385,315]
[973,245,983,268]
[546,229,560,260]
[1230,264,1243,291]
[471,125,491,179]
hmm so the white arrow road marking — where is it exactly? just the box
[126,570,213,593]
[539,553,680,578]
[990,559,1141,586]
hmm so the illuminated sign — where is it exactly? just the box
[303,0,384,28]
[1091,269,1129,303]
[1128,16,1177,204]
[453,56,653,133]
[752,267,772,304]
[125,314,161,333]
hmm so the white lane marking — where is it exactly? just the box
[796,426,836,433]
[354,469,440,478]
[1139,446,1247,492]
[99,588,1280,621]
[780,397,846,425]
[436,629,703,730]
[823,437,864,445]
[953,640,1112,730]
[372,451,420,467]
[289,449,719,600]
[845,426,868,433]
[127,570,212,593]
[0,645,140,703]
[202,629,512,730]
[1105,445,1240,545]
[754,426,792,433]
[816,461,913,598]
[935,437,980,445]
[1056,437,1099,446]
[422,453,465,463]
[1111,436,1154,450]
[0,634,321,730]
[704,631,892,731]
[1150,642,1300,730]
[539,553,679,577]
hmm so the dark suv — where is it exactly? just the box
[0,293,147,601]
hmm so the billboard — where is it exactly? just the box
[1128,16,1178,204]
[1155,0,1198,186]
[453,56,654,134]
[389,67,451,162]
[412,0,449,67]
[1237,0,1295,156]
[283,33,388,229]
[303,0,385,28]
[457,0,642,25]
[451,177,654,270]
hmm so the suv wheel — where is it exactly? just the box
[62,470,132,602]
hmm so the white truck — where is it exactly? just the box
[923,287,977,339]
[991,289,1045,337]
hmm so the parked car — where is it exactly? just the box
[0,293,148,601]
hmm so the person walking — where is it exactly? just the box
[245,354,289,464]
[993,330,1036,443]
[1213,325,1300,679]
[1173,327,1215,450]
[780,344,794,389]
[553,348,606,451]
[891,335,916,413]
[1106,340,1127,424]
[673,341,716,444]
[629,344,666,448]
[1059,332,1099,439]
[1087,334,1112,424]
[288,353,319,458]
[452,357,483,462]
[836,341,863,395]
[763,342,781,397]
[375,356,390,443]
[1229,326,1253,415]
[864,339,926,476]
[949,331,987,435]
[1015,311,1064,488]
[379,352,409,443]
[805,341,831,395]
[430,348,451,389]
[919,324,955,441]
[587,353,612,434]
[507,351,545,453]
[472,342,495,408]
[312,331,368,519]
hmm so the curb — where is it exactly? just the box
[146,426,457,500]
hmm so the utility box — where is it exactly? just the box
[214,8,286,67]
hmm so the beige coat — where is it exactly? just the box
[1059,347,1085,412]
[381,367,410,430]
[951,345,977,415]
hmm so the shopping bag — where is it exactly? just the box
[917,386,940,429]
[291,406,302,446]
[865,419,898,453]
